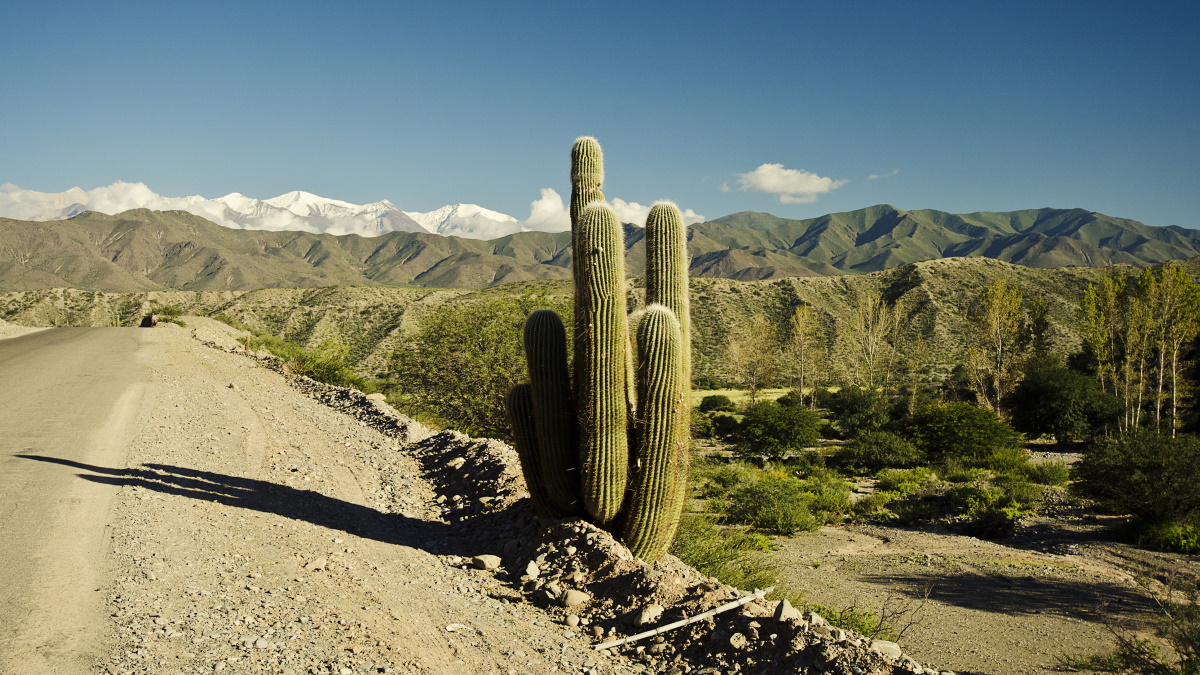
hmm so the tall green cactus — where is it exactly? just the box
[507,137,691,562]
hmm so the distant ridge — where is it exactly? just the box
[0,205,1195,292]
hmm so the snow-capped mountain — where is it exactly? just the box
[209,190,428,236]
[0,182,705,240]
[404,203,525,239]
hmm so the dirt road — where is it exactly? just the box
[0,328,149,673]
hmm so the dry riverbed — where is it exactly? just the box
[769,505,1200,675]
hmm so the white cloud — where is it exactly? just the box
[725,163,847,204]
[867,169,900,181]
[523,188,571,232]
[521,189,705,230]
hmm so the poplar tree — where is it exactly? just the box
[965,279,1026,411]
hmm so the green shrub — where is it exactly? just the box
[1003,366,1120,442]
[802,602,897,641]
[669,515,777,591]
[151,304,183,317]
[724,473,850,534]
[891,402,1023,465]
[692,409,717,439]
[1129,520,1200,555]
[699,394,737,412]
[1074,432,1200,524]
[875,467,940,495]
[830,431,924,474]
[979,445,1034,474]
[711,413,741,439]
[851,490,903,519]
[820,385,891,438]
[692,461,757,499]
[150,304,185,326]
[735,402,823,459]
[391,294,570,440]
[944,484,1004,517]
[940,462,995,483]
[252,335,376,392]
[1024,460,1071,486]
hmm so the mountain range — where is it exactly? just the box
[0,182,539,240]
[0,203,1197,292]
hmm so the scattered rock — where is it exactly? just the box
[525,561,540,579]
[303,557,327,572]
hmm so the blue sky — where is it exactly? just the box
[2,0,1197,227]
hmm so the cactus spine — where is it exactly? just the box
[508,137,691,562]
[576,201,630,525]
[620,305,687,561]
[523,309,579,514]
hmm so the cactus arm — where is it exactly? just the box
[621,305,687,562]
[644,201,693,544]
[644,201,692,382]
[506,384,559,517]
[576,201,630,525]
[523,309,580,514]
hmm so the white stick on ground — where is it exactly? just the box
[593,587,772,651]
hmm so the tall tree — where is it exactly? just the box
[1079,271,1155,433]
[1139,262,1200,435]
[725,313,779,404]
[965,279,1026,411]
[1023,295,1055,371]
[780,304,826,407]
[838,289,904,390]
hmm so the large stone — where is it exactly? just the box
[472,555,501,571]
[773,598,801,622]
[561,589,590,607]
[870,639,904,659]
[633,604,664,627]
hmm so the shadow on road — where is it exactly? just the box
[16,454,458,554]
